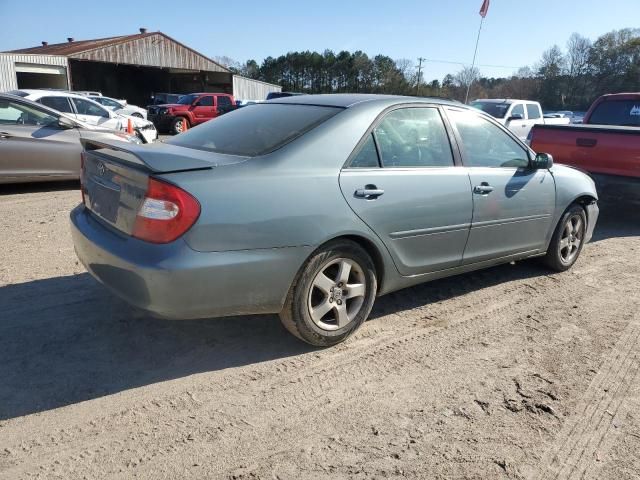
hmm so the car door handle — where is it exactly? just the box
[0,132,11,139]
[576,137,597,147]
[473,183,494,194]
[354,185,384,199]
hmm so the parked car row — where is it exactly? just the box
[9,90,157,143]
[0,92,142,184]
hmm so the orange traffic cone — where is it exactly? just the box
[127,118,133,135]
[182,118,188,132]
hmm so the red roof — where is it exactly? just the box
[6,32,155,56]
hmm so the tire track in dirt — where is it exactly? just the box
[532,320,640,480]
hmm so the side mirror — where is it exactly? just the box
[508,113,524,121]
[58,116,76,129]
[532,152,553,169]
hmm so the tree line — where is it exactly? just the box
[218,28,640,110]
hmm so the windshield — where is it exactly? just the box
[470,101,511,119]
[177,94,198,105]
[588,100,640,127]
[167,103,341,156]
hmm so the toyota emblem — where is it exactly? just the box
[97,162,106,176]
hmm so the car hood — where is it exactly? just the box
[115,113,154,128]
[155,103,189,110]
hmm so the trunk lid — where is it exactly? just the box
[80,139,246,235]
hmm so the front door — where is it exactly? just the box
[0,98,81,180]
[339,106,473,276]
[70,97,118,129]
[191,95,216,125]
[446,108,556,264]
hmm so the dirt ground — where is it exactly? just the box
[0,183,639,480]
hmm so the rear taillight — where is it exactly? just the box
[80,152,86,205]
[132,178,200,244]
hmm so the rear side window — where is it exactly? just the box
[348,134,380,168]
[167,104,341,156]
[374,108,454,167]
[39,96,73,113]
[589,100,640,126]
[526,104,541,120]
[217,96,232,107]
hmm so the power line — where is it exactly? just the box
[421,58,521,70]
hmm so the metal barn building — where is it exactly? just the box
[1,29,280,104]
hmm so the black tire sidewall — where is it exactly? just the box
[287,241,377,346]
[546,204,587,271]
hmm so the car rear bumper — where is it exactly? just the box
[70,205,312,319]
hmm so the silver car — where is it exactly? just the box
[71,94,599,346]
[0,93,141,184]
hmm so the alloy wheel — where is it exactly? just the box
[307,258,366,331]
[559,214,584,264]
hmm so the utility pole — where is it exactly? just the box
[416,57,425,96]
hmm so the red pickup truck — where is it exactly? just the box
[147,92,236,134]
[530,93,640,203]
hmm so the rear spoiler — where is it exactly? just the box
[81,138,214,173]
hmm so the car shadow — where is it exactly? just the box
[0,260,550,421]
[590,202,640,242]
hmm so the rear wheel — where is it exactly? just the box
[171,117,189,135]
[543,204,587,272]
[280,240,377,347]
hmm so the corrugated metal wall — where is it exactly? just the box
[71,34,227,73]
[0,54,69,91]
[232,75,281,101]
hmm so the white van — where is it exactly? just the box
[470,99,569,141]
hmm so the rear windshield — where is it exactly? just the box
[588,100,640,127]
[166,103,342,156]
[470,101,511,119]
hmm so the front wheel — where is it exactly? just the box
[280,240,377,347]
[170,117,189,135]
[543,204,587,272]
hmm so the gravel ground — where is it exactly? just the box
[0,184,638,480]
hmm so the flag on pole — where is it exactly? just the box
[479,0,490,17]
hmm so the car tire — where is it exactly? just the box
[171,117,189,135]
[279,240,377,347]
[543,204,587,272]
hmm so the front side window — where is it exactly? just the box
[39,96,73,113]
[167,103,341,156]
[373,107,454,168]
[197,96,214,107]
[72,98,109,118]
[448,110,529,168]
[510,104,525,118]
[0,99,57,126]
[526,104,541,120]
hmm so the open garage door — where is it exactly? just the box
[15,63,69,90]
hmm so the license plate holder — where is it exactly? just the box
[89,181,120,224]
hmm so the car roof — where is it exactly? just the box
[16,89,99,101]
[473,98,539,104]
[265,93,461,108]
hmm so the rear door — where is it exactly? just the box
[339,106,473,276]
[216,95,234,116]
[446,108,555,264]
[0,98,80,180]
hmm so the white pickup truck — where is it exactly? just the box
[470,99,570,141]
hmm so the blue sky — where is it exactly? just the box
[1,0,637,81]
